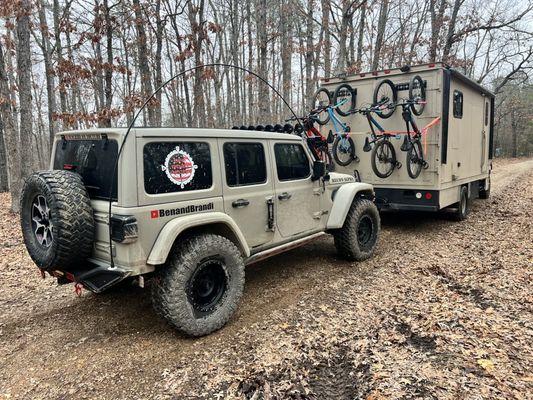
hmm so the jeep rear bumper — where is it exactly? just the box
[51,259,131,293]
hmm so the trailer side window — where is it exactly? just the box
[453,90,463,119]
[484,101,489,126]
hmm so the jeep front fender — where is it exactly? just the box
[147,212,250,265]
[326,183,374,229]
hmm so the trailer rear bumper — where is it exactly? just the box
[375,188,440,212]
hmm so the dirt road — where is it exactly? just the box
[0,159,532,399]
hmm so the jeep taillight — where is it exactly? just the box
[110,215,138,243]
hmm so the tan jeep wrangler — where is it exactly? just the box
[20,128,380,336]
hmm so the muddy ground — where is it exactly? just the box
[0,158,532,400]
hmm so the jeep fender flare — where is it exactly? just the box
[326,183,375,229]
[147,212,250,265]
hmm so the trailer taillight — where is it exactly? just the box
[425,192,432,200]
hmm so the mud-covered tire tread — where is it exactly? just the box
[151,234,245,337]
[333,199,380,261]
[20,170,94,270]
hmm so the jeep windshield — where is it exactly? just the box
[53,137,118,200]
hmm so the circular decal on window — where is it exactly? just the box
[162,146,198,188]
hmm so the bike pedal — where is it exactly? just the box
[396,162,402,169]
[353,156,360,163]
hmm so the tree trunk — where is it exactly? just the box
[53,0,68,128]
[443,0,463,61]
[280,0,293,104]
[16,0,34,191]
[356,1,366,70]
[322,0,331,77]
[37,0,58,150]
[305,0,315,108]
[133,0,156,126]
[188,0,206,127]
[0,116,9,192]
[0,42,22,211]
[102,0,113,127]
[256,0,269,120]
[372,0,389,70]
[154,0,163,126]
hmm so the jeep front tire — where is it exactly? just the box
[333,199,380,261]
[151,234,245,336]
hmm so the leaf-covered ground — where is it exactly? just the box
[0,158,532,399]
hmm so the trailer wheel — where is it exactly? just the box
[479,177,490,200]
[452,186,470,221]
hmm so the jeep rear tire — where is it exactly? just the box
[151,234,245,337]
[333,199,380,261]
[20,170,94,271]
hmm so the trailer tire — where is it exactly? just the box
[452,186,470,221]
[333,199,380,261]
[479,177,490,200]
[151,234,245,337]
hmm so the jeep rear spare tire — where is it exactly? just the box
[20,170,95,271]
[333,198,380,261]
[151,234,245,336]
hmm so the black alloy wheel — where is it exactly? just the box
[187,259,228,316]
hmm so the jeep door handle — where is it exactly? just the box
[278,192,292,201]
[232,199,250,208]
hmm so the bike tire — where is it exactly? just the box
[332,83,356,117]
[406,139,424,179]
[409,75,426,116]
[371,140,396,178]
[311,88,332,125]
[332,135,356,167]
[373,79,397,119]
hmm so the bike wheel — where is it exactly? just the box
[373,79,397,119]
[371,140,396,178]
[311,88,332,125]
[332,83,356,117]
[406,139,424,179]
[332,135,356,166]
[409,75,426,116]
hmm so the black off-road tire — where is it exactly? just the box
[151,234,245,337]
[452,186,470,221]
[333,199,380,261]
[20,170,94,271]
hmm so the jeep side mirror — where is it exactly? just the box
[312,160,327,181]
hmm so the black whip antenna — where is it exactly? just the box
[107,63,303,268]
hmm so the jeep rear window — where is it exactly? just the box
[53,139,118,200]
[143,142,212,194]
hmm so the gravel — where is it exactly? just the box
[0,158,531,399]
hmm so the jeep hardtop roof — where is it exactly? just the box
[56,127,303,141]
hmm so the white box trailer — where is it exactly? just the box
[321,62,494,213]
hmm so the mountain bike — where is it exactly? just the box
[373,75,426,118]
[285,112,334,170]
[311,87,358,166]
[359,101,402,178]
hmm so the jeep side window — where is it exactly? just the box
[453,90,463,119]
[223,143,267,186]
[274,143,310,181]
[143,142,212,194]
